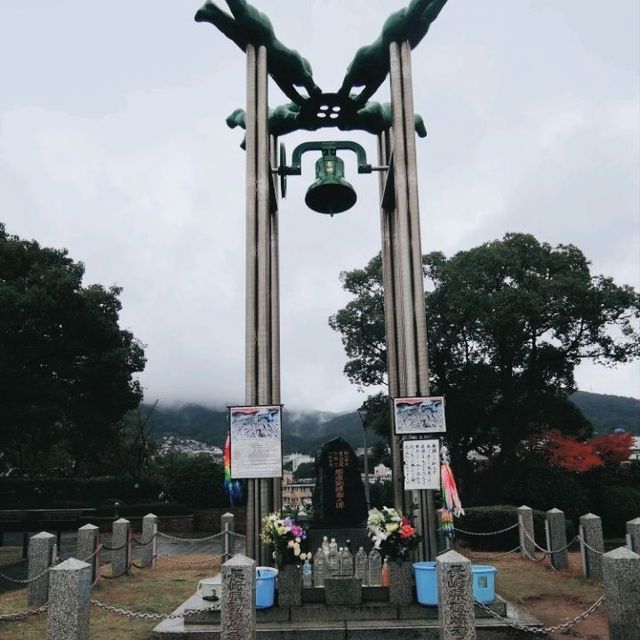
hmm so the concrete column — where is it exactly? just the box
[76,524,100,583]
[140,513,158,568]
[28,531,55,605]
[601,546,640,640]
[579,513,604,579]
[546,508,569,570]
[518,506,535,560]
[626,517,640,553]
[221,554,256,640]
[222,513,235,561]
[110,518,131,577]
[436,550,476,640]
[47,558,91,640]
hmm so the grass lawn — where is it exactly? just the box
[0,552,220,640]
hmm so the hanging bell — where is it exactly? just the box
[305,147,357,214]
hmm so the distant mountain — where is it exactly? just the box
[142,403,376,455]
[142,390,640,453]
[569,391,640,435]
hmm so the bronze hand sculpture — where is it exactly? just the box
[339,0,448,106]
[195,0,321,105]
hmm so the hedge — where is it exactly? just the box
[454,505,576,551]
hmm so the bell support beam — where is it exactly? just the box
[383,40,437,561]
[244,44,281,564]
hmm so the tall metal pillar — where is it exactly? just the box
[244,44,281,564]
[381,40,437,560]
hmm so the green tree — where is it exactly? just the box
[329,233,640,479]
[0,224,146,475]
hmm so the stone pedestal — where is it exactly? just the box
[626,517,640,554]
[277,564,301,607]
[602,546,640,640]
[76,524,99,583]
[324,576,362,605]
[388,561,413,606]
[28,531,55,606]
[437,550,476,640]
[546,508,568,570]
[140,514,158,568]
[579,513,604,579]
[221,554,256,640]
[47,558,91,640]
[518,506,535,560]
[111,518,131,577]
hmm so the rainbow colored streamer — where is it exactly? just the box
[439,461,464,539]
[224,432,243,506]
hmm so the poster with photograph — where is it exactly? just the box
[393,396,446,435]
[403,439,440,490]
[229,405,282,478]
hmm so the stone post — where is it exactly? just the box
[601,546,640,640]
[47,558,91,640]
[76,524,99,584]
[140,514,158,568]
[579,513,604,579]
[626,517,640,554]
[518,506,535,560]
[110,518,131,577]
[28,531,55,606]
[221,554,256,640]
[221,513,235,561]
[545,508,569,570]
[436,550,476,640]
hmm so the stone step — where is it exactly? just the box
[153,593,541,639]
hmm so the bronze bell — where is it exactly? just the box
[305,148,357,214]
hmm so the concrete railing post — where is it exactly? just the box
[140,514,158,568]
[601,546,640,640]
[546,508,569,570]
[27,531,55,606]
[111,518,131,577]
[76,524,100,584]
[436,550,476,640]
[626,517,640,554]
[579,513,604,579]
[221,554,256,640]
[221,513,235,561]
[47,558,91,640]
[518,505,535,560]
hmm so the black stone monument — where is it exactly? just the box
[312,437,368,527]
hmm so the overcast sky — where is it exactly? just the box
[1,1,638,412]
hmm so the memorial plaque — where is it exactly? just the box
[403,439,440,490]
[312,438,368,527]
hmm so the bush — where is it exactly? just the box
[592,485,640,538]
[455,505,576,551]
[468,455,591,522]
[0,477,163,508]
[94,502,193,517]
[161,455,227,509]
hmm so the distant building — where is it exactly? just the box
[630,436,640,462]
[281,470,314,508]
[283,453,315,472]
[372,463,392,482]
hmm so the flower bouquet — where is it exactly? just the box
[367,507,420,561]
[260,511,310,568]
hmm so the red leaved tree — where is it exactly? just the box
[543,429,604,472]
[590,432,634,464]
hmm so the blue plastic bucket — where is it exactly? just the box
[256,567,278,609]
[413,561,437,605]
[472,565,496,604]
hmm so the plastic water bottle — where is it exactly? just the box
[327,545,339,577]
[355,547,368,585]
[313,547,326,588]
[322,536,330,556]
[368,548,382,586]
[341,547,353,576]
[302,558,313,588]
[381,557,390,587]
